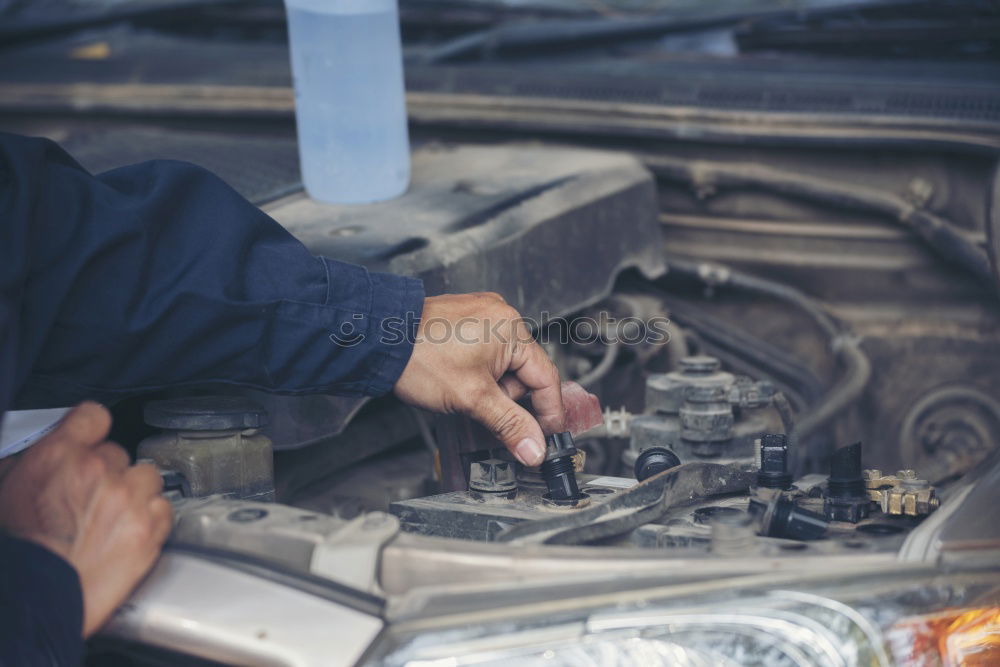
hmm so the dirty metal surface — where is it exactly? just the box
[496,461,755,545]
[390,473,647,543]
[264,142,664,321]
[392,464,755,547]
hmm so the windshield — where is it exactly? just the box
[2,0,997,63]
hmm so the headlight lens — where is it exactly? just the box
[379,570,999,667]
[887,607,1000,667]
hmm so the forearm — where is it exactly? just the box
[0,133,423,407]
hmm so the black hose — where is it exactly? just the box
[659,296,824,410]
[576,339,621,388]
[772,391,801,474]
[664,256,872,450]
[792,336,871,446]
[648,157,995,291]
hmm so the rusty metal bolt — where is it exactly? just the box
[469,459,517,495]
[681,384,734,443]
[863,469,883,482]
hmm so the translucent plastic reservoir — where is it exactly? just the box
[284,0,410,204]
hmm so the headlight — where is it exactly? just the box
[886,606,1000,667]
[375,569,999,667]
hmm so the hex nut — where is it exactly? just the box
[468,459,517,493]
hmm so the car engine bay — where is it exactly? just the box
[1,1,999,664]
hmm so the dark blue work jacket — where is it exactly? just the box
[0,132,424,665]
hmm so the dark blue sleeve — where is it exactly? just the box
[0,132,424,408]
[0,534,84,666]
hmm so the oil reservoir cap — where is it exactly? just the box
[143,396,268,431]
[678,356,721,374]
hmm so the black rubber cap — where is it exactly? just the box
[542,432,582,501]
[827,441,866,498]
[545,431,576,455]
[143,396,268,431]
[768,495,828,541]
[757,433,793,490]
[751,494,828,541]
[634,447,682,482]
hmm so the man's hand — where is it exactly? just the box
[0,402,172,637]
[394,293,564,466]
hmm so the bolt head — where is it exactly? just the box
[824,496,870,523]
[901,477,930,491]
[469,458,517,493]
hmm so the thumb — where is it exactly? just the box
[46,402,112,456]
[467,384,547,467]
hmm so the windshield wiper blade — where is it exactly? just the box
[415,0,922,64]
[0,0,254,47]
